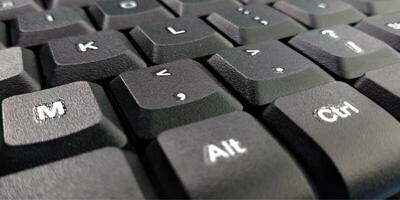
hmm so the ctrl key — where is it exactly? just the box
[0,147,155,199]
[146,112,316,199]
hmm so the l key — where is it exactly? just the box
[130,17,232,64]
[289,24,400,79]
[263,81,400,198]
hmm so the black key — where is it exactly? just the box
[130,17,232,64]
[356,12,400,51]
[40,30,146,86]
[274,0,365,28]
[0,47,41,101]
[161,0,241,17]
[88,0,174,30]
[289,24,400,79]
[240,0,276,4]
[10,7,96,47]
[0,0,43,21]
[207,4,306,45]
[208,40,334,105]
[2,81,126,147]
[355,63,400,120]
[263,81,400,199]
[110,59,242,139]
[44,0,98,8]
[343,0,400,15]
[146,112,316,199]
[0,21,7,49]
[0,147,156,200]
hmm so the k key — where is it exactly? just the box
[110,59,242,139]
[289,24,400,79]
[40,30,146,86]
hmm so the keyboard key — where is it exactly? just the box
[0,47,41,101]
[161,0,241,17]
[343,0,400,15]
[10,7,96,47]
[356,12,400,51]
[208,40,334,105]
[110,59,242,139]
[131,17,232,64]
[40,30,146,86]
[88,0,174,30]
[0,147,155,199]
[146,112,316,199]
[45,0,98,8]
[207,4,306,45]
[274,0,365,28]
[289,24,400,79]
[2,81,127,147]
[240,0,276,4]
[0,0,43,21]
[355,63,400,120]
[263,81,400,199]
[0,21,7,49]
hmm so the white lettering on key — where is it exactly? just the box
[45,14,55,22]
[345,41,364,54]
[77,41,99,52]
[175,92,186,101]
[120,0,137,9]
[1,1,13,8]
[386,22,400,30]
[245,49,260,56]
[315,101,359,123]
[156,68,172,77]
[167,26,186,35]
[321,29,340,39]
[34,101,66,123]
[205,139,247,164]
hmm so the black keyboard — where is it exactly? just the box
[2,0,400,199]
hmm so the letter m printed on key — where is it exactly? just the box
[34,100,66,123]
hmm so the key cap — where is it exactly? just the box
[161,0,242,17]
[40,30,146,87]
[274,0,365,28]
[2,81,127,148]
[343,0,400,15]
[0,47,41,101]
[289,24,400,79]
[208,40,334,105]
[240,0,276,4]
[0,0,43,21]
[207,4,306,45]
[88,0,174,30]
[263,81,400,199]
[0,21,7,49]
[44,0,98,8]
[355,64,400,120]
[0,147,155,199]
[110,59,242,139]
[10,7,96,47]
[356,12,400,51]
[131,17,232,64]
[146,112,316,199]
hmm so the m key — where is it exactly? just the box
[289,24,400,79]
[263,81,400,199]
[130,17,232,64]
[110,59,242,139]
[146,112,316,199]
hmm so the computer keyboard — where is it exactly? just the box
[2,0,400,199]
